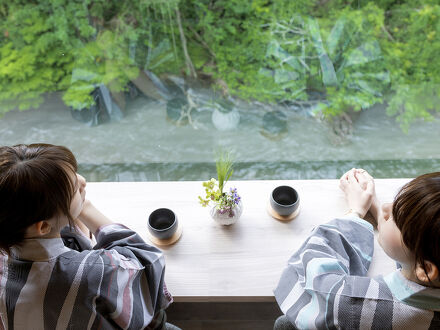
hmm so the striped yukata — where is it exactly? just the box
[0,223,173,329]
[274,215,440,329]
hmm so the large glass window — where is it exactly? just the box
[1,1,439,181]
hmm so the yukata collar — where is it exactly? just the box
[10,237,71,262]
[384,269,440,311]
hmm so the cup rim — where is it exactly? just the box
[148,208,177,232]
[271,185,299,207]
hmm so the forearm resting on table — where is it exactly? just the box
[78,200,114,235]
[74,219,92,238]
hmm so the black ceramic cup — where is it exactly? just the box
[148,208,178,240]
[270,186,300,216]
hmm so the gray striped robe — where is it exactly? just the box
[0,224,172,329]
[274,216,440,329]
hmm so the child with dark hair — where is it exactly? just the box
[274,169,440,329]
[0,144,180,330]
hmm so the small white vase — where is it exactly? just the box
[210,201,243,225]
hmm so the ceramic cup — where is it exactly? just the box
[270,185,300,216]
[148,208,178,240]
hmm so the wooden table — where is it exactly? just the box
[85,179,409,302]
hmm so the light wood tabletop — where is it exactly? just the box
[85,179,409,302]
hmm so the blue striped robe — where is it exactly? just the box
[274,216,440,329]
[0,224,172,329]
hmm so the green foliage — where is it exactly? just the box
[215,149,234,195]
[1,0,440,131]
[382,2,440,131]
[0,1,82,113]
[259,4,390,116]
[179,0,440,129]
[180,0,312,102]
[387,84,438,131]
[318,4,390,116]
[0,0,180,112]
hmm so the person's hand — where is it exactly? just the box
[339,168,374,218]
[354,169,381,224]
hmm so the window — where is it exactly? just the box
[1,1,439,181]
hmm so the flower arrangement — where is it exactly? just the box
[199,180,241,217]
[198,150,242,221]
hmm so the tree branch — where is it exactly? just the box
[382,25,395,42]
[188,25,216,59]
[175,9,197,78]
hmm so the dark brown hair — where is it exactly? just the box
[393,172,440,278]
[0,144,78,255]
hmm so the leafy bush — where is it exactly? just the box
[383,2,440,130]
[0,0,179,112]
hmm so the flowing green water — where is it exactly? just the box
[1,93,439,181]
[78,159,440,182]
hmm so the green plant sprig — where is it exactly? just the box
[215,150,233,195]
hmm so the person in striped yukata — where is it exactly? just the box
[274,169,440,329]
[0,144,181,330]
